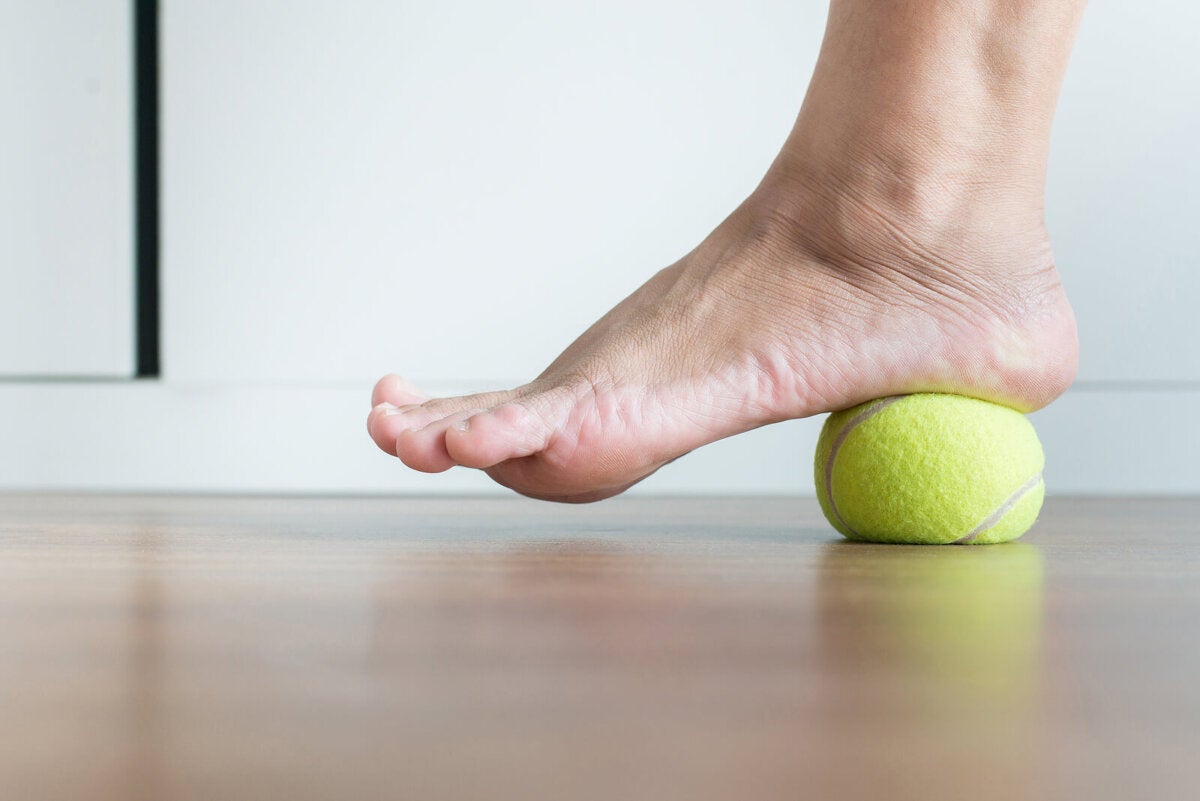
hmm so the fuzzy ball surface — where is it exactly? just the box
[814,393,1045,545]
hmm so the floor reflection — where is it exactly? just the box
[110,527,1051,800]
[128,523,167,801]
[815,541,1046,795]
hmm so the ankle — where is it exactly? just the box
[750,169,1042,278]
[753,137,1054,280]
[777,120,1043,231]
[782,0,1085,213]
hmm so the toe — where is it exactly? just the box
[373,387,522,457]
[367,374,432,456]
[367,385,521,458]
[443,402,555,469]
[395,410,481,473]
[367,402,423,455]
[371,373,429,407]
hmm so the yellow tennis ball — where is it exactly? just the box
[814,393,1045,545]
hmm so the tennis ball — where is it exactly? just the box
[814,393,1045,545]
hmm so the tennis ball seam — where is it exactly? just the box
[824,394,908,539]
[950,470,1044,544]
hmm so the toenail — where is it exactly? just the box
[454,419,470,432]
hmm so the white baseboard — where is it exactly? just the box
[0,381,1195,495]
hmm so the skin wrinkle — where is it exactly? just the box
[812,189,1055,327]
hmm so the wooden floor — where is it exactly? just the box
[0,494,1197,801]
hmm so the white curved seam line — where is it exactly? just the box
[825,395,908,539]
[953,470,1044,545]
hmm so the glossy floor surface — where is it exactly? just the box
[1,494,1197,800]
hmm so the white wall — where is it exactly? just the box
[0,0,134,377]
[162,0,821,384]
[1,0,1197,494]
[1047,3,1200,382]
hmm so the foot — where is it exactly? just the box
[367,160,1078,502]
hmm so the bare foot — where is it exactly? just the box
[366,0,1084,503]
[367,166,1077,501]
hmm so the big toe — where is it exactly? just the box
[371,373,428,407]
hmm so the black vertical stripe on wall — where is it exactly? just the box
[134,0,160,377]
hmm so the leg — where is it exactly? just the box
[368,0,1084,502]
